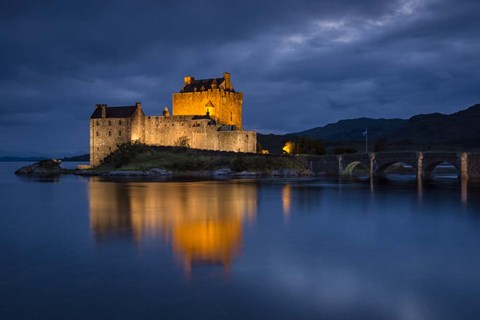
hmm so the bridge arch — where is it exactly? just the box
[375,161,418,177]
[343,161,370,176]
[423,160,460,179]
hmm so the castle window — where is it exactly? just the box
[108,120,111,125]
[108,131,111,136]
[96,120,99,126]
[119,120,122,125]
[119,130,122,136]
[96,131,99,137]
[109,147,111,151]
[97,147,99,151]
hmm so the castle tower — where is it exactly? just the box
[172,72,243,129]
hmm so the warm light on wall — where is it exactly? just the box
[283,141,295,155]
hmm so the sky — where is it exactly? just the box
[1,0,479,156]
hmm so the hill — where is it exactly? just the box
[290,118,406,141]
[386,104,480,149]
[258,103,480,153]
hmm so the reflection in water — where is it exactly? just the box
[461,178,468,204]
[417,176,423,203]
[89,180,257,275]
[282,184,291,221]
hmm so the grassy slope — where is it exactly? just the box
[93,144,306,173]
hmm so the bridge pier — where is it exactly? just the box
[417,152,424,180]
[466,153,480,181]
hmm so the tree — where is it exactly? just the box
[334,147,357,155]
[374,138,386,152]
[294,137,325,155]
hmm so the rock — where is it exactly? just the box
[76,164,92,170]
[107,171,149,176]
[15,159,64,176]
[105,169,173,176]
[232,170,258,177]
[75,170,97,176]
[148,168,173,176]
[280,169,299,176]
[270,170,281,176]
[213,168,232,175]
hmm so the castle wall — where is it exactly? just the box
[130,105,146,143]
[144,116,256,153]
[90,118,132,166]
[172,90,243,129]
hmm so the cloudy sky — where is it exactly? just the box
[1,0,479,155]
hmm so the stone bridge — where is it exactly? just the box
[303,151,479,180]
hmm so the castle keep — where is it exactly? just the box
[89,73,256,166]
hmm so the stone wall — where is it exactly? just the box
[144,116,256,153]
[130,103,146,142]
[172,90,243,129]
[90,118,132,166]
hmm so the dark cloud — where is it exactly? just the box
[0,0,479,154]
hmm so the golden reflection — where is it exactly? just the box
[282,184,292,221]
[461,178,468,205]
[417,176,423,203]
[89,180,257,275]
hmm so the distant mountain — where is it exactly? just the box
[290,118,406,141]
[258,103,480,153]
[386,104,480,148]
[0,156,48,162]
[0,153,90,162]
[62,154,89,162]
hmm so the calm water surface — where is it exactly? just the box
[1,162,480,320]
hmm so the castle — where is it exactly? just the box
[89,72,257,166]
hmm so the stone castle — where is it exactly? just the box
[89,72,257,166]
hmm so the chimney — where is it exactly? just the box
[101,104,107,118]
[163,107,170,117]
[211,79,218,89]
[135,102,142,110]
[184,76,195,85]
[223,72,231,90]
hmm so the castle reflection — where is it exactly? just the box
[88,179,257,274]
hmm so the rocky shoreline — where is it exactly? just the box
[15,160,315,178]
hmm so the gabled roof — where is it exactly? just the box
[90,106,137,119]
[181,77,235,93]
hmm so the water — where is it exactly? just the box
[1,162,480,320]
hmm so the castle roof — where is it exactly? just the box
[90,106,137,119]
[180,77,235,93]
